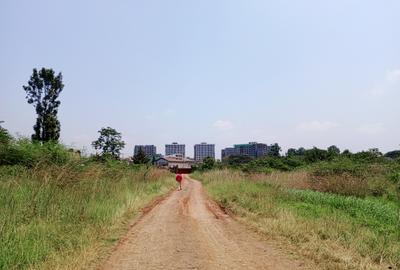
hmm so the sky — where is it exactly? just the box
[1,0,399,158]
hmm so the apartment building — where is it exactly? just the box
[194,142,215,161]
[165,142,185,157]
[134,145,157,158]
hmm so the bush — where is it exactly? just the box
[304,147,332,163]
[0,138,72,167]
[0,127,11,145]
[389,171,400,184]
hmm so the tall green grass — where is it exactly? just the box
[195,169,400,269]
[0,161,174,269]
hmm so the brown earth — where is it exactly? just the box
[99,175,308,270]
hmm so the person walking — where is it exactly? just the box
[175,174,183,190]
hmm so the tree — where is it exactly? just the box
[0,121,12,145]
[286,148,297,157]
[368,148,382,157]
[92,127,125,159]
[384,150,400,160]
[287,147,306,156]
[224,155,253,167]
[23,68,64,142]
[269,143,281,157]
[201,156,215,170]
[304,147,331,163]
[327,145,340,155]
[296,147,306,156]
[342,149,352,157]
[133,147,150,164]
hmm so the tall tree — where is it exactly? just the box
[133,147,150,164]
[0,121,12,145]
[327,145,340,155]
[201,156,215,170]
[269,143,281,157]
[286,148,297,156]
[92,127,125,159]
[23,68,64,142]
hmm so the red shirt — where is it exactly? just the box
[175,174,183,182]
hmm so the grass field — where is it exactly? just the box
[0,161,174,270]
[195,169,400,270]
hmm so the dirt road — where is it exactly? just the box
[100,176,306,270]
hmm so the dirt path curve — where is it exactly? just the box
[99,175,306,270]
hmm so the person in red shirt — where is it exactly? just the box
[175,174,183,190]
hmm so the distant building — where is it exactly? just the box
[155,154,195,170]
[234,142,270,158]
[134,145,157,158]
[165,142,185,157]
[222,142,270,159]
[194,143,215,161]
[221,147,236,159]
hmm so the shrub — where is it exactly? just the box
[0,138,72,167]
[389,171,400,184]
[0,126,11,145]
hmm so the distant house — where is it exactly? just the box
[154,154,195,171]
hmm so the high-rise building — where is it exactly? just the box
[222,142,270,159]
[194,142,215,161]
[234,142,270,158]
[165,142,185,157]
[221,147,236,159]
[134,145,157,158]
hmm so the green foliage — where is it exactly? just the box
[92,127,125,159]
[200,156,215,171]
[0,138,72,167]
[223,155,253,167]
[327,145,340,155]
[23,68,64,142]
[351,150,384,163]
[385,150,400,160]
[0,124,12,146]
[197,170,400,268]
[304,147,332,163]
[0,163,174,269]
[286,147,306,157]
[132,147,150,164]
[310,157,367,178]
[389,171,400,184]
[269,143,281,157]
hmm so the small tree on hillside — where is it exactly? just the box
[23,68,64,142]
[133,148,150,164]
[92,127,125,159]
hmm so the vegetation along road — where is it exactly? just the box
[99,175,306,270]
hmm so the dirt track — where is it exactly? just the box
[99,176,306,270]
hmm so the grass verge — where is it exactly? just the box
[0,161,174,269]
[194,169,400,270]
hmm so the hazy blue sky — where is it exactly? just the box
[1,0,399,158]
